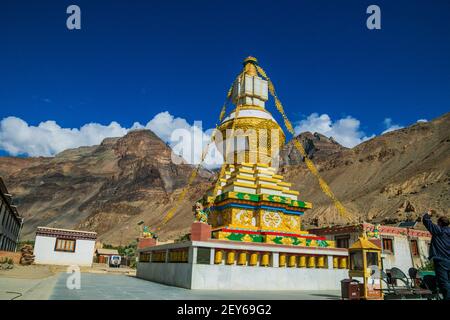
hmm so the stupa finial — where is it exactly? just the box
[243,56,258,65]
[242,56,258,76]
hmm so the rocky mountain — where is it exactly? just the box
[0,130,214,244]
[0,113,449,244]
[280,131,348,165]
[283,112,450,228]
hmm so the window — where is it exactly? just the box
[54,238,76,252]
[410,240,419,256]
[335,235,350,248]
[382,238,394,254]
[366,252,379,268]
[350,251,363,271]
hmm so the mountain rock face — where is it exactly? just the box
[283,112,450,228]
[0,130,214,244]
[1,113,449,244]
[280,132,347,166]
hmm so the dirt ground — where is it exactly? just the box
[0,263,136,300]
[0,263,136,279]
[0,264,58,279]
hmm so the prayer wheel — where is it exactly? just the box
[260,253,270,266]
[298,255,306,268]
[214,250,223,264]
[226,251,235,265]
[333,256,339,268]
[249,252,258,266]
[307,256,316,268]
[317,256,325,268]
[288,255,297,267]
[238,252,247,265]
[339,257,347,269]
[279,253,287,267]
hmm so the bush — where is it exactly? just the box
[0,257,14,270]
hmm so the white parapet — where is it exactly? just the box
[136,240,349,291]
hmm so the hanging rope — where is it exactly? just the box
[256,65,354,223]
[156,60,353,232]
[156,81,235,230]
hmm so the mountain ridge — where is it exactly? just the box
[1,112,448,244]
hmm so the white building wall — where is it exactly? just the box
[381,236,412,274]
[34,235,95,267]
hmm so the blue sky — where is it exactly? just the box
[1,0,449,159]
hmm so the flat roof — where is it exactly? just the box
[36,226,97,240]
[96,248,119,255]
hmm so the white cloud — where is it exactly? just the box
[0,117,128,157]
[144,112,222,168]
[293,113,374,148]
[417,119,427,123]
[0,113,223,168]
[382,118,403,134]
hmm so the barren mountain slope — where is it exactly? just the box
[0,113,448,244]
[284,112,450,228]
[0,130,214,244]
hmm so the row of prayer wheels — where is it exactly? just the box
[214,250,348,268]
[279,254,326,268]
[333,256,348,269]
[151,251,167,263]
[215,250,271,266]
[168,249,189,263]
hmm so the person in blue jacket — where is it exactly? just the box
[422,209,450,300]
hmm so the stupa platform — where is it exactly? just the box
[136,56,350,291]
[136,236,349,290]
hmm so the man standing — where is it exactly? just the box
[422,209,450,300]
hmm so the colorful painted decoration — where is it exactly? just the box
[193,201,209,224]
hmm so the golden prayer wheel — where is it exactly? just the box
[333,256,339,268]
[339,257,347,269]
[317,256,325,268]
[307,256,316,268]
[238,252,247,265]
[226,251,235,265]
[260,253,270,267]
[279,254,287,267]
[298,255,306,268]
[249,252,258,266]
[288,255,297,267]
[214,250,223,264]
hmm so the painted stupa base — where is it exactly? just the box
[201,163,336,249]
[213,228,333,247]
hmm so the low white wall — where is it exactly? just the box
[191,264,348,290]
[137,262,348,290]
[136,262,193,289]
[34,235,95,267]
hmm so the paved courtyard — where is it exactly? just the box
[1,271,341,300]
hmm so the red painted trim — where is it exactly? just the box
[309,223,431,239]
[206,239,348,252]
[220,228,327,240]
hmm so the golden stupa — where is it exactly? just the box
[201,57,332,248]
